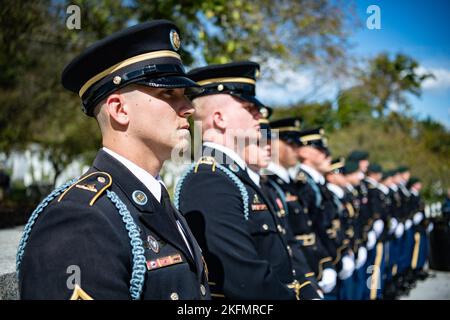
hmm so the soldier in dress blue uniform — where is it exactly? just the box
[341,161,369,299]
[16,20,210,300]
[378,170,399,299]
[384,169,411,296]
[264,119,332,288]
[407,177,431,281]
[283,125,339,297]
[363,163,387,300]
[325,158,357,299]
[394,166,416,285]
[175,62,309,299]
[246,117,323,299]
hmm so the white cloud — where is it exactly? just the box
[255,58,353,106]
[418,66,450,91]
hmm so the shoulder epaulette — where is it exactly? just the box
[194,156,216,173]
[295,171,307,184]
[57,171,112,206]
[17,171,146,300]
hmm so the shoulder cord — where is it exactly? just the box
[16,179,146,300]
[174,163,250,220]
[266,178,290,216]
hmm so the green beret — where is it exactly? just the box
[343,161,359,175]
[397,165,410,173]
[368,163,383,174]
[407,177,420,188]
[382,170,394,180]
[347,150,369,162]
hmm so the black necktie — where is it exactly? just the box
[160,183,195,259]
[159,183,178,222]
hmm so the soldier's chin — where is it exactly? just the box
[172,136,191,153]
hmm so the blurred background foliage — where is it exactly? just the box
[0,0,448,206]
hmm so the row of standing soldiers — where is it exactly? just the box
[16,21,433,299]
[175,62,433,300]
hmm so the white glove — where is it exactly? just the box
[356,246,368,269]
[389,218,398,234]
[427,222,434,233]
[395,223,405,238]
[373,219,384,238]
[405,219,413,230]
[366,230,377,250]
[413,212,424,225]
[316,289,324,299]
[338,255,355,280]
[318,268,337,293]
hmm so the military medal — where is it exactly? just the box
[147,235,160,253]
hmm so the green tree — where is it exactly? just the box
[272,101,336,131]
[336,85,372,127]
[359,53,434,117]
[0,0,356,185]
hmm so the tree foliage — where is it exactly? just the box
[358,53,434,117]
[0,0,356,184]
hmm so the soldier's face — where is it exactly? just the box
[346,172,362,186]
[224,96,261,137]
[305,146,328,171]
[317,155,332,174]
[126,86,194,159]
[392,174,402,184]
[413,182,422,192]
[359,160,369,173]
[369,172,382,182]
[401,171,410,182]
[327,173,347,187]
[244,143,271,169]
[278,140,297,168]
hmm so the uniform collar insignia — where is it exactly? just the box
[132,190,148,206]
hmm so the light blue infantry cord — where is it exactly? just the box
[266,178,290,215]
[106,190,146,300]
[305,174,322,208]
[174,162,250,220]
[16,178,78,275]
[15,178,146,300]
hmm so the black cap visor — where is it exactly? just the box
[230,92,264,108]
[136,75,204,96]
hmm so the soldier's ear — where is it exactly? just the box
[212,110,226,131]
[106,93,130,126]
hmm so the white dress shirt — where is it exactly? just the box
[327,183,345,199]
[300,163,325,185]
[103,147,194,257]
[267,162,291,183]
[203,141,247,170]
[103,147,163,202]
[246,167,261,187]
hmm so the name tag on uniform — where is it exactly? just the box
[146,254,183,270]
[251,204,268,211]
[286,193,298,202]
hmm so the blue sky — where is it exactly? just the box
[257,0,450,128]
[353,0,450,127]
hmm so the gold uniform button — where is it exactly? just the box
[308,220,312,226]
[170,292,179,300]
[262,224,269,231]
[200,284,206,296]
[277,225,283,233]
